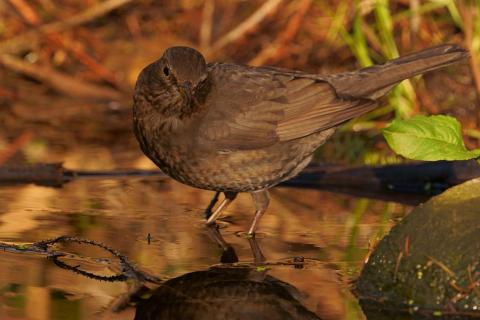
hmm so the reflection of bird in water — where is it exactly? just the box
[133,267,320,320]
[134,225,320,320]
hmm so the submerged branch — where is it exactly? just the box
[0,235,160,284]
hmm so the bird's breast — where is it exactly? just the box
[134,111,332,192]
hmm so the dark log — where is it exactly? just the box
[1,161,480,205]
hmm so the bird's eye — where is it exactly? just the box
[163,67,170,76]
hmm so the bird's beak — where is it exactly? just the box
[182,81,193,104]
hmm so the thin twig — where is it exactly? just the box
[0,131,33,165]
[45,33,120,87]
[458,1,480,124]
[1,0,134,55]
[358,294,480,317]
[409,0,420,46]
[467,264,480,299]
[8,0,41,25]
[200,0,215,50]
[249,0,313,66]
[427,255,456,278]
[39,0,134,32]
[0,54,122,100]
[393,251,403,282]
[205,0,284,57]
[8,0,120,87]
[360,19,383,53]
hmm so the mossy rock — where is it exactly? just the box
[356,178,480,319]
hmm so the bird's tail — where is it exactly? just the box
[327,44,469,100]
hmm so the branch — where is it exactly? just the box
[200,0,215,50]
[1,0,134,55]
[205,0,284,57]
[0,54,122,100]
[249,0,313,66]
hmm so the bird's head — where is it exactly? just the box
[134,46,209,118]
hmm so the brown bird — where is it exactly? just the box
[133,44,468,234]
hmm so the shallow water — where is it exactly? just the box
[0,170,408,319]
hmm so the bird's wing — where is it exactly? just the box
[274,76,377,141]
[199,64,377,150]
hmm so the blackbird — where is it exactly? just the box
[133,44,468,234]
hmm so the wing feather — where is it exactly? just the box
[199,64,377,150]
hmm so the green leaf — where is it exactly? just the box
[383,115,480,161]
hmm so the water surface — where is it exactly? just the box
[0,170,408,319]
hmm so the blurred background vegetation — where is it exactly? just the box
[2,2,478,318]
[0,0,479,169]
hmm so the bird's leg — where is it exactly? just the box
[204,191,221,219]
[248,189,270,235]
[247,237,266,264]
[205,192,237,225]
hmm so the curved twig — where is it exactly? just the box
[1,235,161,284]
